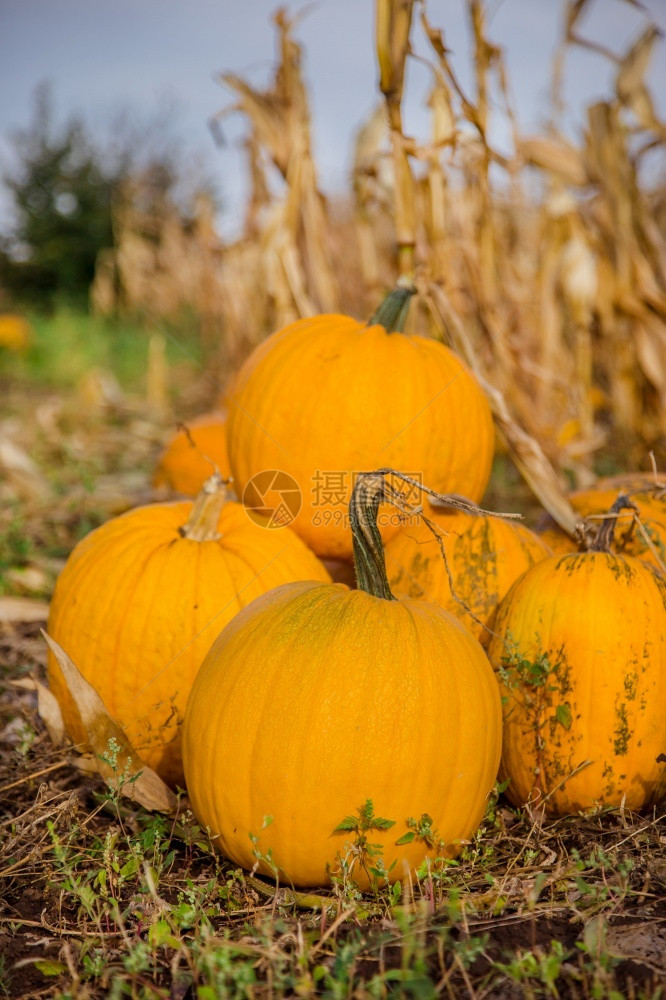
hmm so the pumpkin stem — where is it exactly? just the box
[367,279,416,334]
[589,493,639,553]
[350,473,395,600]
[179,472,229,542]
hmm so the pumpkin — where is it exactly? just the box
[183,472,502,888]
[48,475,331,785]
[226,286,494,560]
[486,498,666,815]
[385,507,552,641]
[153,412,230,496]
[537,473,666,569]
[0,313,32,352]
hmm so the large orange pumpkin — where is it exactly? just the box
[486,499,666,815]
[48,475,330,785]
[385,507,552,641]
[226,287,494,560]
[183,473,502,888]
[153,412,230,496]
[537,473,666,569]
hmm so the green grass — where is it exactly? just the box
[1,716,664,999]
[0,306,204,392]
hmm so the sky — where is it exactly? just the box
[1,0,665,239]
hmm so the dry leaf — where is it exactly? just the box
[0,438,51,499]
[519,136,587,186]
[635,321,666,390]
[606,923,666,973]
[616,25,660,105]
[42,632,177,813]
[565,0,590,37]
[3,565,51,595]
[0,596,50,623]
[77,367,124,410]
[421,280,580,536]
[10,677,65,746]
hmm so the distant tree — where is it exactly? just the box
[0,84,220,311]
[0,83,116,309]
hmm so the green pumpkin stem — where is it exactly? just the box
[590,493,638,553]
[350,473,395,600]
[367,281,416,334]
[180,473,229,542]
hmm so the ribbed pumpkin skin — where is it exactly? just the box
[183,581,502,889]
[153,412,230,496]
[486,553,666,815]
[47,502,330,785]
[226,315,494,559]
[538,476,666,568]
[385,510,552,641]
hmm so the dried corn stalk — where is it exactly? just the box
[353,0,666,509]
[212,7,338,323]
[91,0,666,510]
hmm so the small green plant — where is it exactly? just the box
[0,509,33,595]
[453,932,490,970]
[499,639,572,727]
[396,813,439,849]
[0,954,12,999]
[569,846,635,913]
[97,735,143,809]
[331,799,396,892]
[575,915,624,998]
[249,814,281,880]
[493,939,568,996]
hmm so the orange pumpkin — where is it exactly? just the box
[385,507,552,641]
[153,412,230,496]
[0,313,32,352]
[48,475,330,785]
[487,498,666,815]
[537,473,666,569]
[183,473,502,888]
[226,287,494,560]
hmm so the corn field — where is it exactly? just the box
[91,0,666,495]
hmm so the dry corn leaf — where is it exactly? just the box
[377,0,417,276]
[564,0,589,37]
[626,84,666,137]
[218,76,290,176]
[428,77,456,148]
[616,25,666,134]
[9,677,65,746]
[353,103,389,174]
[42,632,177,813]
[519,137,587,186]
[616,25,660,105]
[422,280,580,536]
[559,230,598,320]
[635,320,666,390]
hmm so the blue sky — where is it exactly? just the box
[1,0,664,237]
